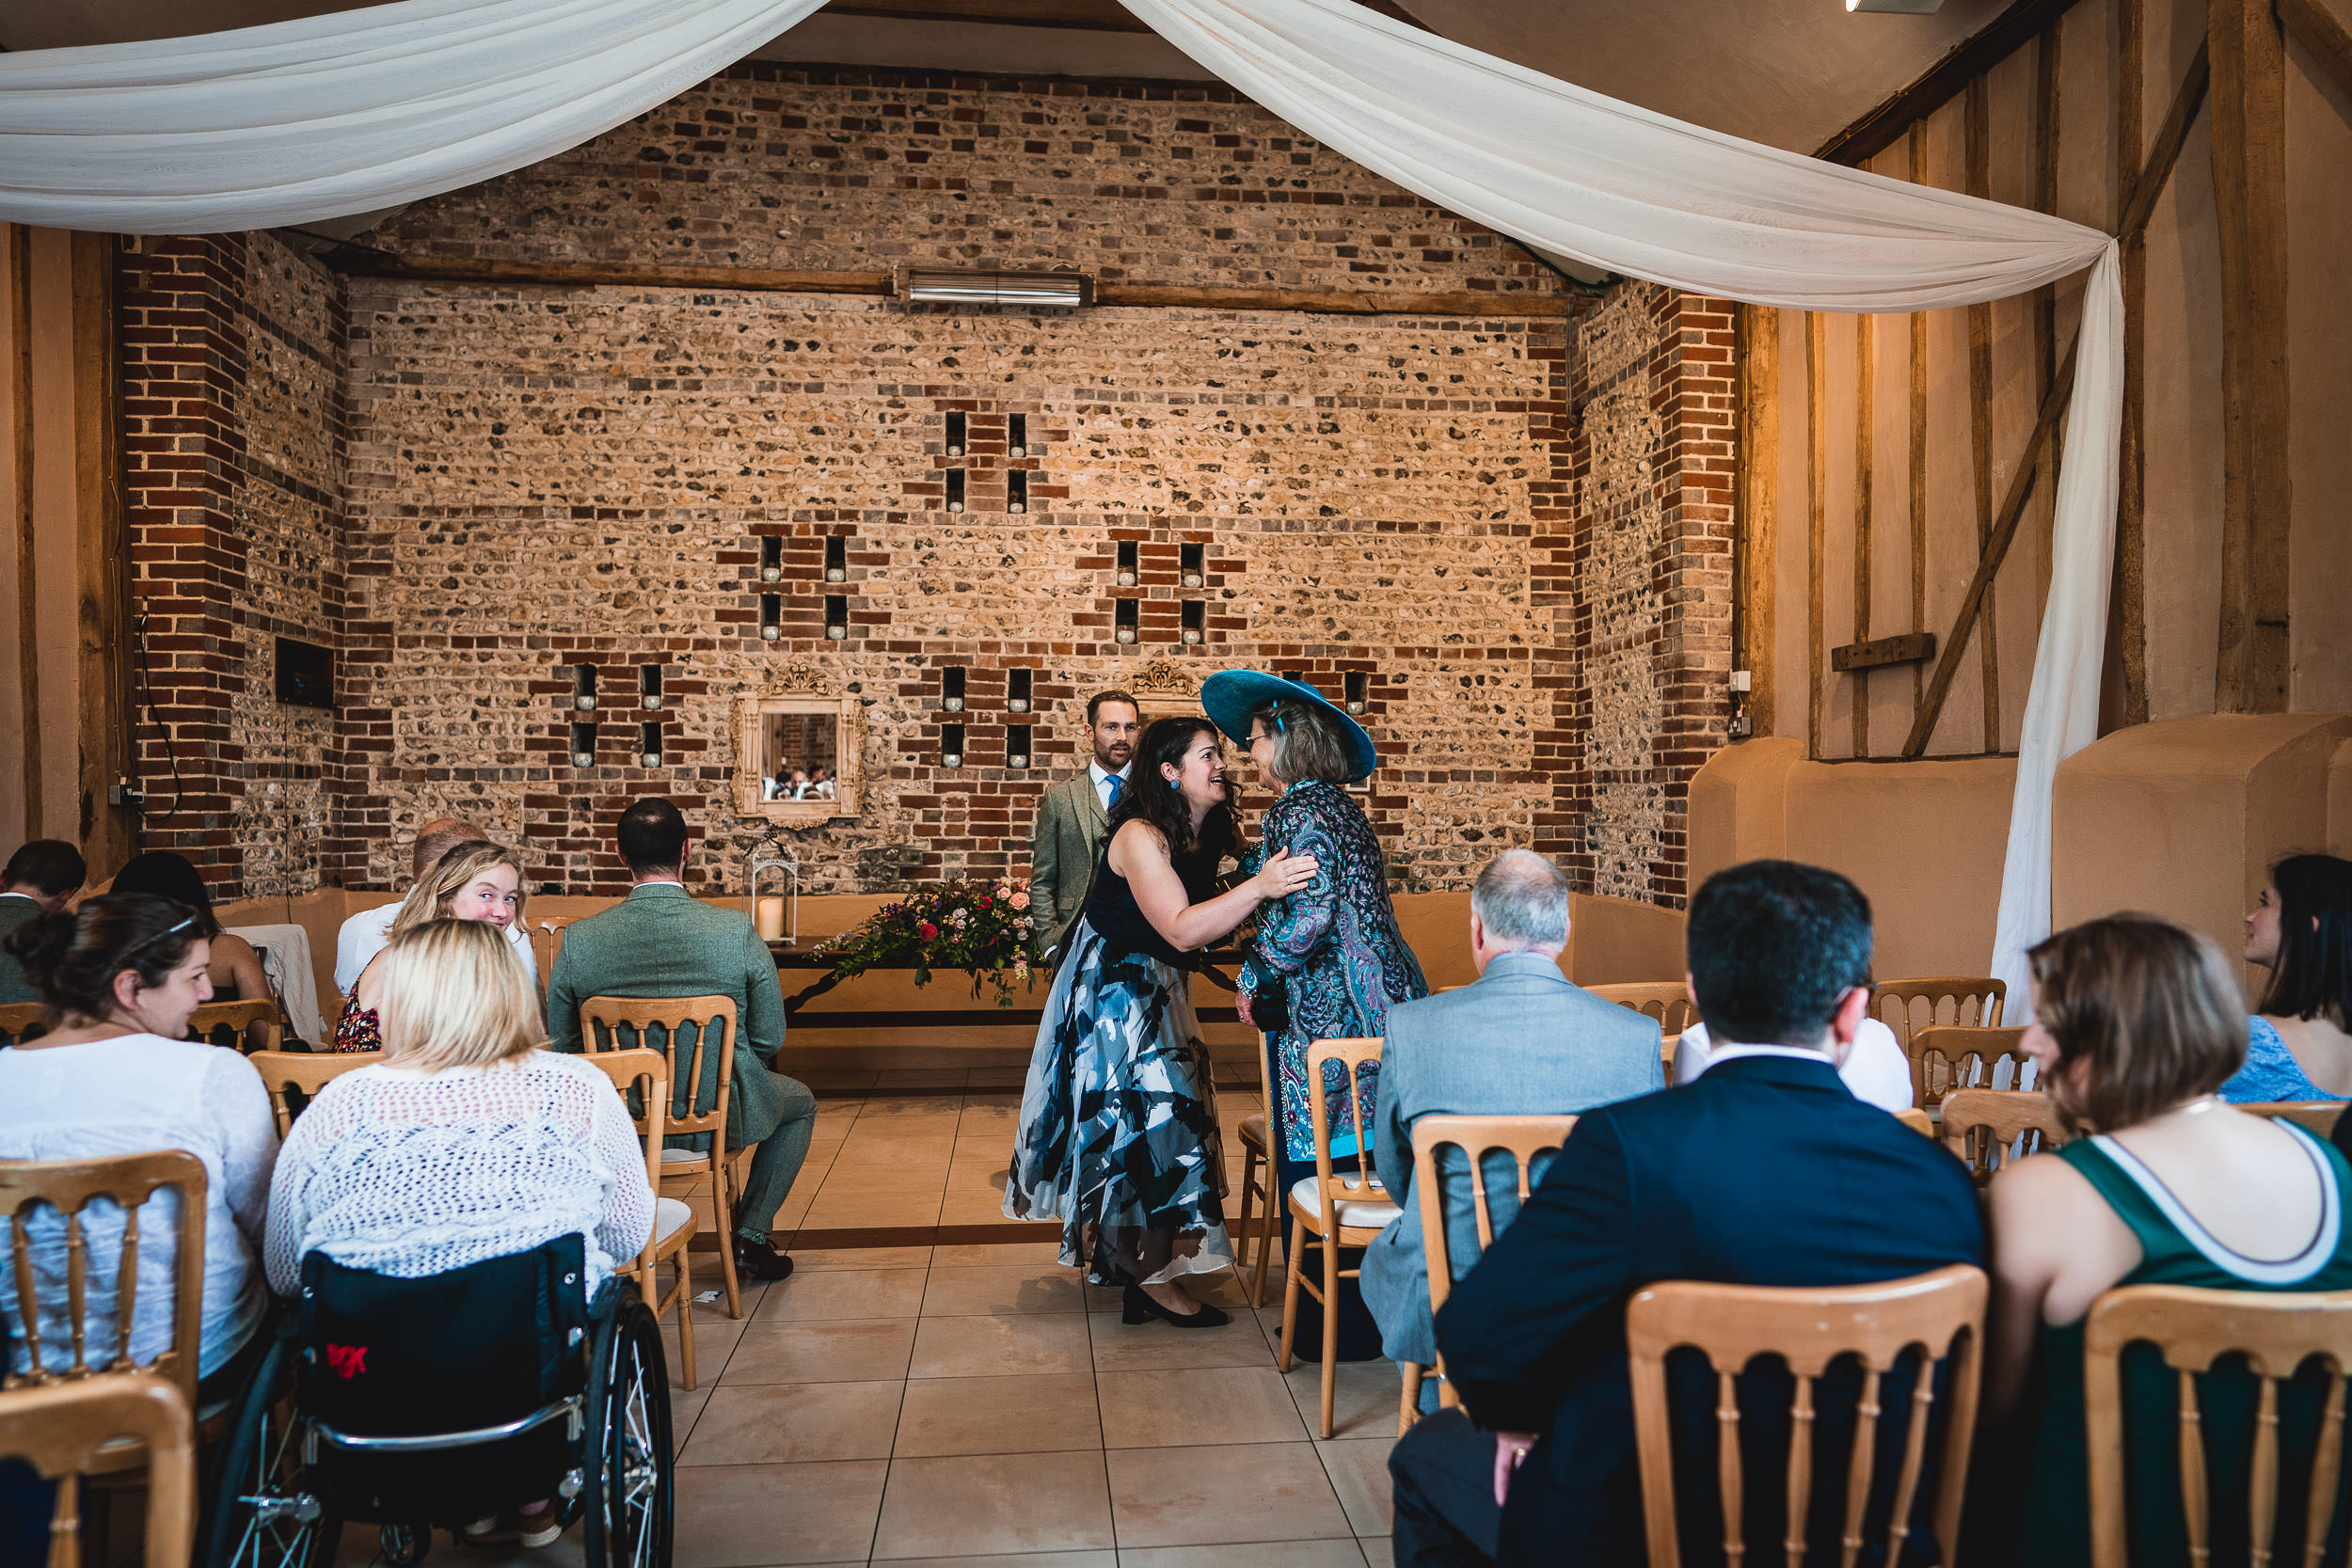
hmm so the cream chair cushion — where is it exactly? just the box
[654,1196,694,1246]
[1289,1176,1402,1228]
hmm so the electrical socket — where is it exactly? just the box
[108,779,146,810]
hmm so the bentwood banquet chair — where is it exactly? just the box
[2083,1284,2352,1568]
[1939,1087,2067,1183]
[1401,1112,1578,1434]
[2244,1101,2352,1139]
[0,1000,44,1044]
[0,1377,196,1568]
[246,1049,380,1137]
[1587,982,1699,1077]
[584,1047,702,1390]
[1908,1025,2031,1114]
[1232,1029,1278,1308]
[1626,1264,1988,1568]
[1279,1036,1398,1438]
[185,997,280,1053]
[580,994,744,1319]
[1874,976,2008,1052]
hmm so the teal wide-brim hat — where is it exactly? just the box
[1200,670,1378,782]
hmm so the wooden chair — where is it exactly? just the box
[1588,983,1700,1039]
[2084,1284,2352,1568]
[2244,1101,2352,1139]
[184,996,279,1053]
[1896,1107,1936,1137]
[580,995,743,1319]
[1279,1036,1398,1439]
[0,1000,46,1045]
[1908,1025,2030,1114]
[1627,1263,1989,1568]
[1875,976,2008,1050]
[1938,1088,2066,1183]
[1402,1112,1579,1434]
[1232,1029,1278,1308]
[0,1150,216,1479]
[0,1377,196,1568]
[584,1047,702,1389]
[246,1049,381,1137]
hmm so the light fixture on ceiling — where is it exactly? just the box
[896,268,1095,308]
[1846,0,1944,11]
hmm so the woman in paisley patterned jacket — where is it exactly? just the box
[1204,672,1428,1362]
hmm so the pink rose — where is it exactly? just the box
[1009,892,1029,911]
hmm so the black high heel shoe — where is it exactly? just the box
[1121,1283,1231,1329]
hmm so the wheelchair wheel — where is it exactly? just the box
[201,1332,340,1568]
[581,1295,673,1568]
[378,1521,430,1565]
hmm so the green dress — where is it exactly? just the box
[2005,1125,2352,1568]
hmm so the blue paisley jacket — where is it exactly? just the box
[1239,779,1429,1162]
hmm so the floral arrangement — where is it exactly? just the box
[815,878,1038,1006]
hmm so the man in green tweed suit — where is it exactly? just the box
[0,840,85,1005]
[548,800,817,1282]
[1026,689,1139,960]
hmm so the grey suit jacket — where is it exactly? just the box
[1028,769,1111,957]
[545,883,791,1150]
[0,895,41,1006]
[1359,950,1665,1368]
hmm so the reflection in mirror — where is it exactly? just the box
[759,711,839,801]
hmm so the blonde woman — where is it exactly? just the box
[334,840,528,1052]
[263,918,655,1550]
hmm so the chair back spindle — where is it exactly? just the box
[1907,1026,2030,1113]
[1626,1264,1988,1568]
[246,1050,381,1137]
[1410,1113,1577,1413]
[183,997,279,1053]
[1304,1037,1386,1223]
[580,995,737,1146]
[1937,1089,2069,1184]
[1874,978,2008,1054]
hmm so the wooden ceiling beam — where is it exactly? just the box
[1814,0,2093,166]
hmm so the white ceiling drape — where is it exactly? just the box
[0,0,2120,997]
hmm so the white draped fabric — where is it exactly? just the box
[0,0,822,234]
[0,0,2122,995]
[1121,0,2120,1001]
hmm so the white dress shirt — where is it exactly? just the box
[1089,759,1132,815]
[1673,1019,1915,1112]
[334,900,537,995]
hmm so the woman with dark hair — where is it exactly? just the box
[0,893,278,1397]
[1973,914,2352,1565]
[110,848,272,1046]
[1006,715,1320,1326]
[1204,672,1428,1362]
[2218,851,2352,1101]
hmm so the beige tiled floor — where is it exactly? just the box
[326,1074,1384,1568]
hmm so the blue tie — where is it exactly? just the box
[1105,773,1123,810]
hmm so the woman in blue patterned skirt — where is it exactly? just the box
[1006,716,1320,1327]
[1206,671,1429,1362]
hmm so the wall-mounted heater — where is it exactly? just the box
[895,269,1095,309]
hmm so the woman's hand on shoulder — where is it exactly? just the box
[1248,847,1320,901]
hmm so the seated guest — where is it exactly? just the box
[1674,1009,1915,1110]
[1360,848,1662,1374]
[265,917,654,1553]
[333,816,535,995]
[110,850,273,1049]
[0,894,278,1399]
[1976,915,2352,1566]
[2219,852,2352,1101]
[1391,860,1983,1568]
[336,841,528,1053]
[546,799,817,1284]
[0,839,86,1005]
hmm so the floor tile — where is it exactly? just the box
[815,1160,955,1193]
[920,1263,1087,1316]
[910,1314,1094,1377]
[1089,1311,1277,1373]
[894,1371,1103,1457]
[1097,1368,1310,1448]
[788,1244,936,1271]
[832,1132,958,1166]
[1280,1357,1408,1440]
[672,1459,888,1567]
[681,1380,905,1465]
[670,1384,712,1452]
[884,1557,1111,1568]
[722,1319,919,1385]
[1118,1542,1374,1568]
[933,1240,1067,1268]
[941,1194,1024,1226]
[1105,1442,1350,1548]
[1315,1440,1396,1536]
[663,1308,751,1388]
[1359,1538,1392,1568]
[799,1191,946,1229]
[874,1451,1116,1559]
[756,1268,930,1323]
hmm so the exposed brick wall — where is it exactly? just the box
[119,232,347,897]
[1559,282,1735,908]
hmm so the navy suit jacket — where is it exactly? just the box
[1435,1052,1986,1567]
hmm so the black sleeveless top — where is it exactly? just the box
[1085,840,1220,970]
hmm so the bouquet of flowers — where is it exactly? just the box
[815,878,1039,1006]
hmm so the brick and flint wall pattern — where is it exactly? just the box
[119,232,348,896]
[120,64,1731,905]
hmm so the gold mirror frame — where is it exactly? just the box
[734,687,864,824]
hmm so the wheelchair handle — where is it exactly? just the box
[303,1393,585,1460]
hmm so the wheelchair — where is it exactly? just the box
[200,1234,673,1568]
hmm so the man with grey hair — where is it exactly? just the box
[1359,848,1663,1376]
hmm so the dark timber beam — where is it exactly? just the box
[1815,0,2094,166]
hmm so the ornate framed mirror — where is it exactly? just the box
[734,673,864,824]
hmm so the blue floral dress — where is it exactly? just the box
[2217,1016,2347,1103]
[1241,779,1429,1163]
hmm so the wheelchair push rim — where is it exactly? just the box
[581,1294,672,1568]
[201,1330,339,1568]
